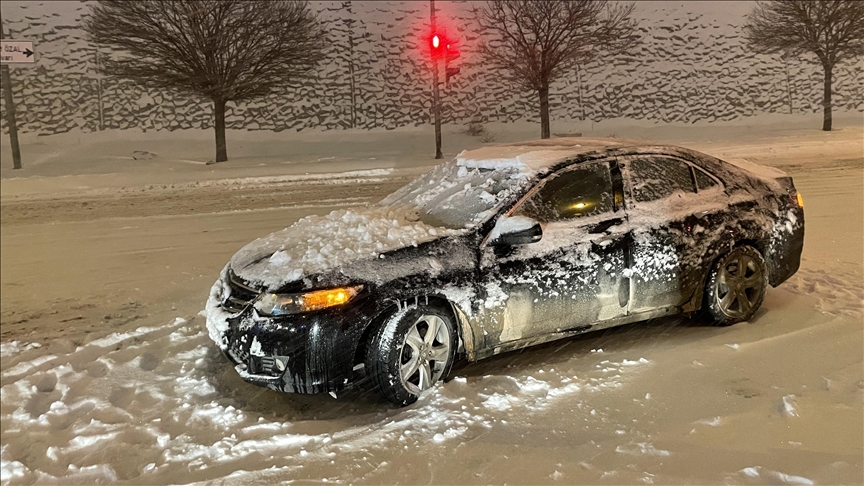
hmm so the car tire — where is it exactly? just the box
[704,245,768,326]
[365,303,458,406]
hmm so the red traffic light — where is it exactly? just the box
[445,44,459,61]
[432,34,441,49]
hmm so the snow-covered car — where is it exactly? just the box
[205,138,804,406]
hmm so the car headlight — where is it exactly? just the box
[253,285,363,316]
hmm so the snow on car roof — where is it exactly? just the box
[456,137,636,174]
[724,157,789,180]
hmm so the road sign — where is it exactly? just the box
[1,41,35,64]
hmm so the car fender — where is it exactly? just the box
[376,292,477,361]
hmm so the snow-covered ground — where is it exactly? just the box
[1,118,862,484]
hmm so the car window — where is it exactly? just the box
[513,161,614,223]
[694,167,719,191]
[629,156,696,203]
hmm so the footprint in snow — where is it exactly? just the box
[139,352,161,371]
[86,360,110,378]
[108,385,137,409]
[34,372,58,393]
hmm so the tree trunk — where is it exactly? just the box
[821,64,832,131]
[539,84,550,139]
[214,98,228,162]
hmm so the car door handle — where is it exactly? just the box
[589,218,624,235]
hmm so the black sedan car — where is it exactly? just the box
[205,138,804,406]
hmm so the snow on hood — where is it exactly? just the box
[229,206,458,290]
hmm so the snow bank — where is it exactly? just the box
[734,466,814,485]
[0,341,41,358]
[184,168,396,190]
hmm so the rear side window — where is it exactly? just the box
[514,161,614,223]
[629,156,696,203]
[694,167,719,191]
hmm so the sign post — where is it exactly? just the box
[0,31,34,170]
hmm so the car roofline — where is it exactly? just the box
[455,138,704,177]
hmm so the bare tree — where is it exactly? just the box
[476,0,638,139]
[84,0,325,162]
[744,1,864,131]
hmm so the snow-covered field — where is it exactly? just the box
[1,119,862,484]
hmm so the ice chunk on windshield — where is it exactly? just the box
[381,160,530,229]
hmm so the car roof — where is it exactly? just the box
[455,137,643,175]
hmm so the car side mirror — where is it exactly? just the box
[489,215,543,246]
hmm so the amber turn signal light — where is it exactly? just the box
[301,287,362,312]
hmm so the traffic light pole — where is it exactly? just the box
[430,0,443,159]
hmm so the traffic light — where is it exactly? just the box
[430,33,444,59]
[428,29,461,87]
[444,43,460,87]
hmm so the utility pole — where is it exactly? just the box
[0,18,23,169]
[576,65,585,122]
[345,0,357,129]
[430,0,442,159]
[95,48,104,131]
[782,50,793,115]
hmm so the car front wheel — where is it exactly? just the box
[365,303,457,406]
[704,245,768,326]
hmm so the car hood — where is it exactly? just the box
[229,205,461,291]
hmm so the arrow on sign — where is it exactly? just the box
[1,40,36,64]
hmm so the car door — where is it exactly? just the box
[619,154,720,313]
[478,159,631,348]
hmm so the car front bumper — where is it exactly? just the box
[204,275,374,395]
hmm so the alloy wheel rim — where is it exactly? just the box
[715,252,763,318]
[398,315,451,395]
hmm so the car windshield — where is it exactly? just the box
[380,161,530,230]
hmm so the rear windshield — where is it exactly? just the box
[380,161,529,230]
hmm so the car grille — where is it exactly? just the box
[221,270,261,314]
[228,339,250,364]
[227,340,281,376]
[250,356,278,375]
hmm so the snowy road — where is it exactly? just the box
[1,132,862,484]
[2,290,860,484]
